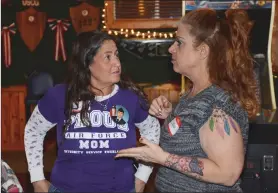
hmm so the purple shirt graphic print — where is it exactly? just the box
[37,84,148,192]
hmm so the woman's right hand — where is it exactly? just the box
[149,95,172,119]
[33,179,51,192]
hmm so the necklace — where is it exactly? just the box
[96,97,110,110]
[94,85,115,110]
[95,89,113,110]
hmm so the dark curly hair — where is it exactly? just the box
[63,31,148,132]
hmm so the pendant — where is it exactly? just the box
[103,105,107,110]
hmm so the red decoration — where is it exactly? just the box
[1,23,16,68]
[48,19,70,62]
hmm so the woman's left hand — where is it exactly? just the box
[115,138,168,165]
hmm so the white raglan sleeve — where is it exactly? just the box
[24,106,56,183]
[134,115,160,183]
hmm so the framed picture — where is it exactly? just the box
[183,1,272,11]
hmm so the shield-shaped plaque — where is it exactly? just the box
[16,7,46,52]
[70,2,100,34]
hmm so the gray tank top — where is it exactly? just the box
[155,85,249,192]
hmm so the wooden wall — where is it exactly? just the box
[143,83,181,105]
[1,85,26,151]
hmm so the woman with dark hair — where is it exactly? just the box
[24,31,160,192]
[116,8,259,192]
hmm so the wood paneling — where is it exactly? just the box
[1,85,27,151]
[143,83,181,104]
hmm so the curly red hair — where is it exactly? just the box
[181,8,259,118]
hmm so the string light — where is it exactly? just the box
[101,2,176,39]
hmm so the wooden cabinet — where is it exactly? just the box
[1,85,27,151]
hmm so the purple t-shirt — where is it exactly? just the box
[38,84,148,192]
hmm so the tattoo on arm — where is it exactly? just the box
[164,154,204,177]
[209,108,238,138]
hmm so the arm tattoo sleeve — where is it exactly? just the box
[165,154,204,177]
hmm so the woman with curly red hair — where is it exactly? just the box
[116,8,259,192]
